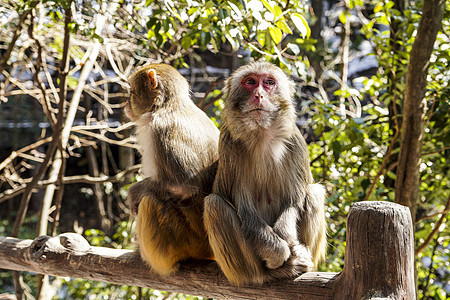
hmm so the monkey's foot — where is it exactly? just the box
[289,243,313,272]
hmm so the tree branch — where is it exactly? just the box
[0,234,337,299]
[395,0,445,220]
[415,197,450,255]
[0,165,141,204]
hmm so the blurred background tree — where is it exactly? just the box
[0,0,448,299]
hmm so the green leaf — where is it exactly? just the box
[261,0,276,16]
[147,17,157,29]
[269,26,282,44]
[339,12,347,24]
[291,13,310,38]
[205,0,215,9]
[276,19,292,35]
[162,18,170,32]
[288,43,300,55]
[273,5,282,18]
[228,1,242,19]
[374,3,382,13]
[199,31,211,47]
[181,35,192,49]
[385,1,395,10]
[257,32,266,47]
[331,141,341,161]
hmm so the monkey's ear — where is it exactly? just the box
[147,69,158,89]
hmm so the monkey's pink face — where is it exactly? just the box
[240,73,278,119]
[125,81,138,121]
[124,99,137,121]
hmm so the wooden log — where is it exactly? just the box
[334,201,416,299]
[0,233,337,299]
[0,201,415,299]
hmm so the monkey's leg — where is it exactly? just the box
[298,183,327,267]
[204,194,268,285]
[272,206,314,273]
[136,195,211,276]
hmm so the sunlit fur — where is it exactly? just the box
[204,61,327,285]
[126,64,219,275]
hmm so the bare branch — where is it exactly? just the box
[0,164,141,204]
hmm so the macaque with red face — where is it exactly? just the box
[203,61,327,285]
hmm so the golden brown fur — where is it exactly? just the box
[126,64,219,275]
[203,61,327,285]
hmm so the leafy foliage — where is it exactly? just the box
[306,1,450,297]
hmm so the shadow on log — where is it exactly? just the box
[0,201,415,299]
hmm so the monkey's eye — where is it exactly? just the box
[244,78,256,85]
[265,78,275,85]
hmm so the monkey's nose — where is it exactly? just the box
[254,93,264,105]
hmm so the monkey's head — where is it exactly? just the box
[223,62,296,134]
[125,64,190,121]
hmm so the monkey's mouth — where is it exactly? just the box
[248,108,268,113]
[247,108,274,118]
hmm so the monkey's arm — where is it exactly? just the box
[238,202,291,269]
[272,206,299,245]
[127,177,186,215]
[271,205,314,271]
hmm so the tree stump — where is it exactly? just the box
[334,201,415,299]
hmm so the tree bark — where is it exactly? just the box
[0,202,415,299]
[0,234,336,299]
[334,201,415,299]
[395,0,445,221]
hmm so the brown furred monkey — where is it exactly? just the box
[125,64,219,275]
[204,61,327,285]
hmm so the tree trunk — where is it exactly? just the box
[395,0,445,221]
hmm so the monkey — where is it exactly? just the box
[203,61,327,286]
[125,63,219,276]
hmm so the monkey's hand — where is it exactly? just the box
[261,236,291,269]
[128,182,144,215]
[288,242,314,272]
[266,242,313,279]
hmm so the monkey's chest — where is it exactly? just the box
[137,125,158,179]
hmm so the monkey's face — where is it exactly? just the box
[239,73,279,122]
[225,70,293,130]
[223,62,297,143]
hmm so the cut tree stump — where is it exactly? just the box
[0,201,415,299]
